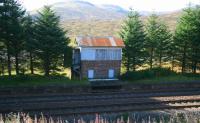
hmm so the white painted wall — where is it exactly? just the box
[81,47,122,61]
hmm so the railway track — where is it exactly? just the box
[1,88,200,116]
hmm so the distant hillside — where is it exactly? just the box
[61,11,182,37]
[31,0,128,20]
[30,0,174,20]
[30,0,182,37]
[159,11,182,30]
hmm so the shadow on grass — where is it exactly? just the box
[0,74,88,87]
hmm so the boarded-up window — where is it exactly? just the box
[95,49,121,60]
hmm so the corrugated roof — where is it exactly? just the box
[76,36,125,47]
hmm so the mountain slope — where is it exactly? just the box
[62,11,182,37]
[30,0,182,37]
[31,0,128,20]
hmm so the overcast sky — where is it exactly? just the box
[18,0,200,12]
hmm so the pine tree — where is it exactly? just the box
[0,0,25,75]
[120,9,146,71]
[9,0,25,75]
[0,0,4,75]
[154,23,172,67]
[169,36,178,71]
[145,14,172,68]
[175,6,200,73]
[189,6,200,73]
[145,14,159,69]
[34,6,69,76]
[0,0,12,75]
[0,42,6,75]
[24,15,36,74]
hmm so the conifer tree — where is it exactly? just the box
[175,6,200,73]
[0,0,25,75]
[0,0,12,75]
[24,15,35,74]
[120,9,146,71]
[0,1,4,75]
[34,6,69,76]
[9,0,25,75]
[145,14,159,69]
[145,14,172,68]
[154,23,172,67]
[188,6,200,74]
[168,36,178,71]
[0,42,6,75]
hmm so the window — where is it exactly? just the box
[95,49,121,60]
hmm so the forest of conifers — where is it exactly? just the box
[0,0,200,77]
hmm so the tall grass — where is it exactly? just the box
[1,111,200,123]
[120,67,200,83]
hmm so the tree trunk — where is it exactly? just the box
[0,58,2,76]
[159,51,162,68]
[15,52,19,75]
[44,55,50,76]
[150,48,153,69]
[7,45,11,76]
[0,57,5,76]
[193,61,197,74]
[192,49,198,74]
[126,55,130,72]
[133,56,136,71]
[181,43,187,73]
[44,65,49,76]
[30,52,34,74]
[171,55,175,71]
[1,65,4,76]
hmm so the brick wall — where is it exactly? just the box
[81,60,121,79]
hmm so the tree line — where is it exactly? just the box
[120,7,200,74]
[0,0,70,76]
[0,0,200,77]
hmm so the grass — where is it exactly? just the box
[2,111,200,123]
[0,67,200,87]
[0,74,88,87]
[132,75,200,84]
[0,74,200,87]
[121,67,200,84]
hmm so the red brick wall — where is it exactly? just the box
[81,60,121,79]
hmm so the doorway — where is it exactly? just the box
[108,69,114,78]
[88,69,94,79]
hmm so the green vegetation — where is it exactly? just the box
[120,10,146,71]
[0,0,200,86]
[0,0,71,76]
[120,67,200,84]
[0,0,26,76]
[120,7,200,78]
[174,6,200,74]
[0,75,88,87]
[33,6,70,76]
[145,14,172,68]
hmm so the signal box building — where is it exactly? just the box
[71,36,125,80]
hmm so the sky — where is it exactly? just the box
[18,0,200,12]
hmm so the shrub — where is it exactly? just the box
[120,67,177,81]
[183,73,200,77]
